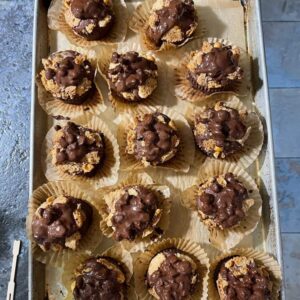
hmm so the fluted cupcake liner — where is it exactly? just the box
[98,172,171,252]
[174,37,251,103]
[182,160,262,250]
[62,244,134,299]
[117,106,195,173]
[185,95,264,169]
[97,42,174,115]
[134,238,209,300]
[26,180,103,267]
[208,248,282,299]
[129,0,205,51]
[48,0,128,48]
[42,115,120,189]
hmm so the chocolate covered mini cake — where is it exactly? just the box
[126,112,180,166]
[196,173,254,230]
[73,256,127,299]
[40,50,95,104]
[64,0,114,40]
[216,256,273,300]
[105,185,161,241]
[193,101,250,159]
[146,248,199,300]
[107,51,158,102]
[187,41,243,93]
[52,122,104,176]
[31,195,93,251]
[145,0,198,47]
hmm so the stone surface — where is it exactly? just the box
[270,89,300,158]
[282,233,300,300]
[263,22,300,88]
[276,158,300,233]
[0,1,33,299]
[261,0,300,21]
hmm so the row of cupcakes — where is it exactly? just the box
[37,37,248,118]
[49,238,281,300]
[28,164,262,266]
[40,101,263,191]
[48,0,202,50]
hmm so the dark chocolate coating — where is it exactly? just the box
[133,112,179,165]
[70,0,114,40]
[188,45,242,91]
[111,186,159,241]
[45,50,94,104]
[54,122,104,175]
[146,0,197,46]
[194,104,247,157]
[108,51,157,101]
[218,258,272,300]
[73,256,126,300]
[197,173,249,228]
[147,249,199,300]
[32,196,93,250]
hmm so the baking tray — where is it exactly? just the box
[28,0,285,299]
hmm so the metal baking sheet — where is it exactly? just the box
[28,0,285,298]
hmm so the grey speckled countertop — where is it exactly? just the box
[0,0,33,299]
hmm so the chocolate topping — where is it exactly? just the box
[73,257,126,300]
[147,249,199,300]
[69,0,114,40]
[32,196,92,250]
[218,257,272,300]
[195,46,239,83]
[194,103,247,158]
[54,122,104,173]
[111,186,159,241]
[46,51,94,88]
[197,173,249,228]
[146,0,197,46]
[131,112,180,165]
[108,51,158,101]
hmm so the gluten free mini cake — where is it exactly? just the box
[40,50,95,104]
[126,112,180,166]
[216,256,273,300]
[144,0,198,49]
[31,195,93,252]
[134,238,209,300]
[147,248,200,300]
[193,101,250,159]
[107,51,158,102]
[187,41,243,93]
[52,122,104,176]
[64,0,114,41]
[196,173,254,230]
[72,256,127,299]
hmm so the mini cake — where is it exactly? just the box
[105,185,161,241]
[73,256,127,299]
[187,41,243,93]
[196,173,254,230]
[193,101,250,158]
[64,0,114,41]
[216,256,273,300]
[146,248,199,300]
[145,0,198,47]
[107,51,158,102]
[31,195,93,251]
[52,122,104,176]
[126,112,180,166]
[40,50,94,104]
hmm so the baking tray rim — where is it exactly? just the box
[27,0,285,298]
